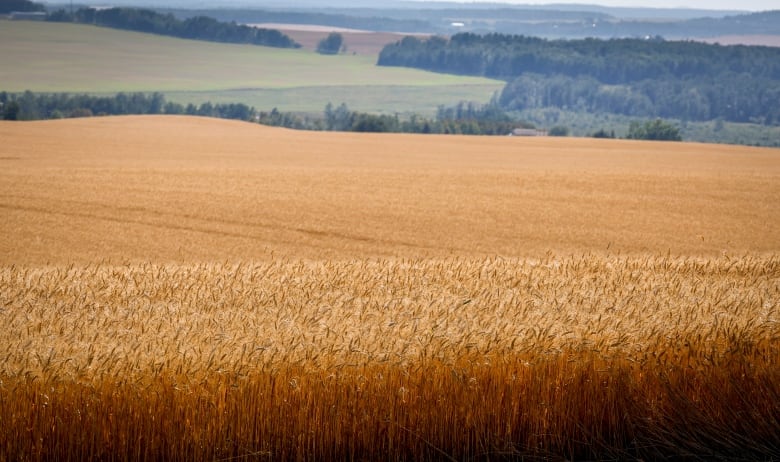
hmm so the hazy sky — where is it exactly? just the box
[424,0,775,11]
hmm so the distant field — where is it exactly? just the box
[699,34,780,47]
[1,116,779,460]
[253,23,429,56]
[1,116,778,264]
[166,84,499,115]
[0,21,501,114]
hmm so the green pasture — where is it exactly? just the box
[166,85,501,115]
[0,21,502,113]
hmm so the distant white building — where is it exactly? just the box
[9,11,46,20]
[509,128,548,137]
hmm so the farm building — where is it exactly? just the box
[509,128,548,136]
[9,12,46,20]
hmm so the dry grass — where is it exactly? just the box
[1,116,779,459]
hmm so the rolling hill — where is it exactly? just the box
[1,115,779,460]
[1,115,778,264]
[0,21,502,114]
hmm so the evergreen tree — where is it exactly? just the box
[3,101,20,121]
[317,33,344,55]
[0,0,44,14]
[627,119,682,141]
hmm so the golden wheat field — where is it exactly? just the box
[1,116,779,460]
[1,116,779,263]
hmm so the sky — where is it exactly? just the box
[100,0,777,13]
[420,0,776,11]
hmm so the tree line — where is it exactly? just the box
[0,91,527,136]
[0,91,256,121]
[2,91,684,141]
[377,33,780,124]
[46,7,300,49]
[379,34,780,83]
[0,0,44,14]
[321,101,522,135]
[497,72,780,124]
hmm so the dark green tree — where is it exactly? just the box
[627,119,682,141]
[351,113,396,132]
[548,126,569,136]
[378,32,780,125]
[317,33,344,55]
[3,101,20,121]
[0,0,44,14]
[47,7,300,49]
[324,103,353,130]
[69,108,94,118]
[591,129,616,138]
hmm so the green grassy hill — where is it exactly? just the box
[0,21,502,114]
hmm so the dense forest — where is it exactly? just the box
[0,0,44,14]
[0,91,255,121]
[255,103,521,134]
[46,7,300,48]
[322,101,522,135]
[378,34,780,124]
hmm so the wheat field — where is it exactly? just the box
[1,116,779,263]
[1,116,779,460]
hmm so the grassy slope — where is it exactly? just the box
[1,116,778,264]
[0,21,502,114]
